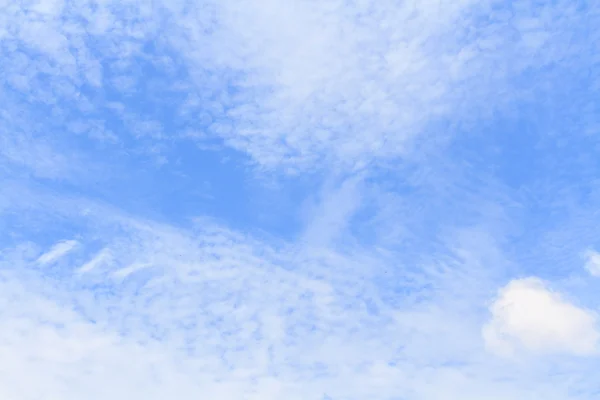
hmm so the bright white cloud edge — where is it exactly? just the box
[483,277,600,358]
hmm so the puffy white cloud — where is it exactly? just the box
[483,277,600,357]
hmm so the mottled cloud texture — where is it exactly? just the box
[2,0,600,399]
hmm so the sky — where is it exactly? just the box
[1,0,600,398]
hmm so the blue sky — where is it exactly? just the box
[2,0,600,398]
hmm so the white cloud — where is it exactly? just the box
[166,0,599,171]
[1,188,598,399]
[0,127,72,180]
[583,249,600,277]
[77,248,113,274]
[112,262,152,279]
[36,239,79,265]
[483,277,600,358]
[172,0,481,169]
[2,0,596,176]
[2,0,600,397]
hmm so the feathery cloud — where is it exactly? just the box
[36,239,79,265]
